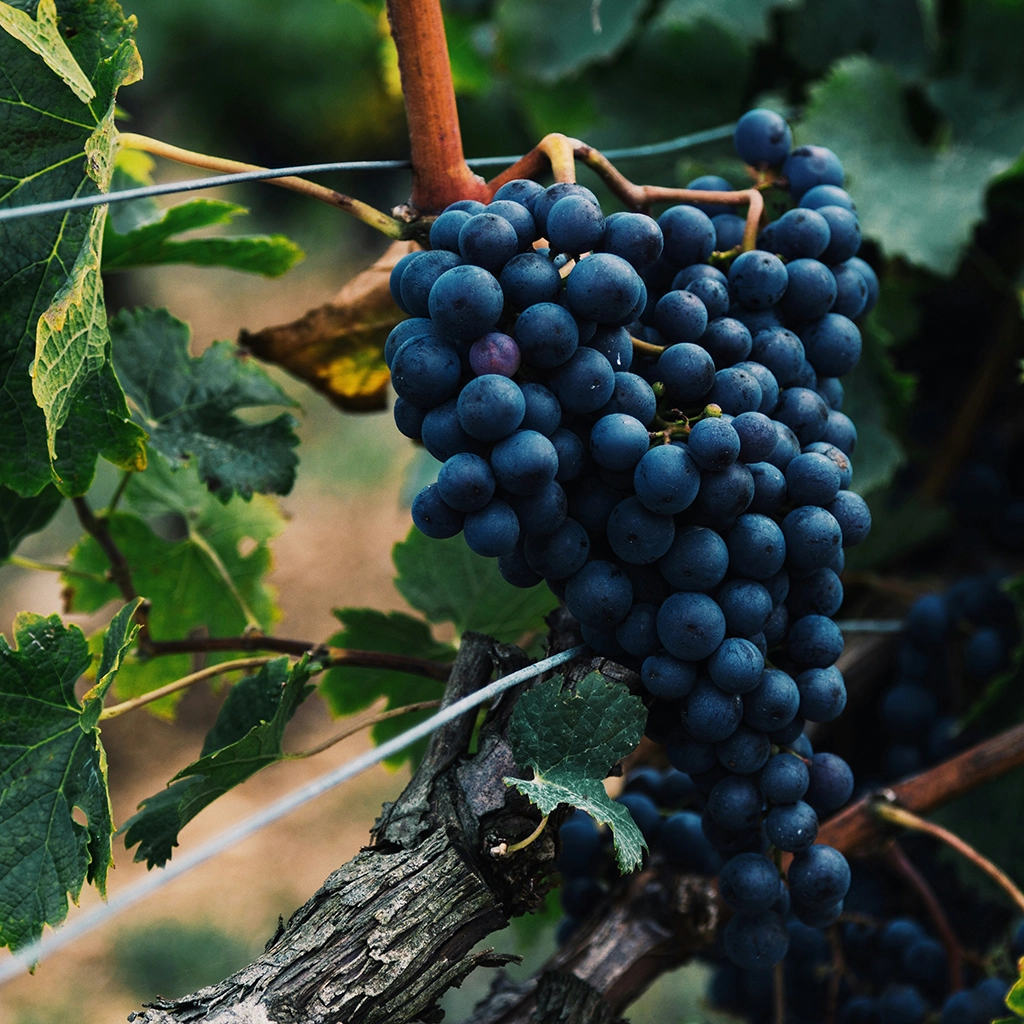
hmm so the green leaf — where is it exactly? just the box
[657,0,799,43]
[122,657,315,868]
[62,459,283,716]
[319,609,455,768]
[102,152,304,277]
[0,0,146,497]
[0,0,95,102]
[798,56,1022,275]
[1007,968,1024,1016]
[504,671,647,872]
[0,609,131,951]
[392,527,558,643]
[843,359,905,496]
[111,307,300,500]
[0,484,63,559]
[496,0,647,84]
[444,13,493,95]
[80,597,143,729]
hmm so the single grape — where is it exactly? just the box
[734,108,793,166]
[634,444,701,515]
[550,347,617,414]
[515,301,579,368]
[500,252,562,309]
[551,427,585,482]
[457,374,525,441]
[492,178,545,210]
[735,360,780,413]
[759,752,810,804]
[827,489,872,546]
[708,368,763,416]
[498,542,543,588]
[487,199,537,251]
[751,326,806,386]
[429,208,471,252]
[429,264,504,340]
[547,194,606,254]
[799,184,855,211]
[817,205,862,263]
[564,559,633,626]
[688,417,741,470]
[421,399,486,461]
[700,317,753,368]
[787,614,845,668]
[783,505,842,570]
[523,518,591,579]
[765,800,818,851]
[469,331,521,377]
[565,253,643,323]
[658,205,717,267]
[400,250,463,316]
[800,312,862,377]
[743,667,800,731]
[597,372,658,425]
[463,498,520,556]
[832,261,869,318]
[389,251,421,312]
[660,525,730,591]
[411,484,464,539]
[823,409,858,455]
[436,452,496,512]
[599,211,664,270]
[490,429,559,495]
[786,452,842,506]
[773,208,831,260]
[615,602,661,657]
[658,592,727,661]
[393,398,426,440]
[606,495,676,564]
[698,462,755,519]
[510,480,568,535]
[783,145,845,199]
[709,637,765,694]
[730,250,788,309]
[519,382,562,436]
[390,334,462,408]
[713,213,747,251]
[532,182,600,235]
[788,567,844,619]
[641,652,697,700]
[385,317,435,369]
[780,258,838,321]
[728,514,787,579]
[590,414,651,471]
[656,343,716,403]
[717,724,772,774]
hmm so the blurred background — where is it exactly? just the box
[1,0,1023,1020]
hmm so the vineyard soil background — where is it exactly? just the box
[2,1,1024,1023]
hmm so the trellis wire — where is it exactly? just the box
[0,122,739,224]
[0,644,586,986]
[836,619,906,633]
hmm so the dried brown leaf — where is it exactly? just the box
[239,240,417,411]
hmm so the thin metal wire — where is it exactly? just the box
[0,644,586,985]
[836,619,906,633]
[0,122,739,225]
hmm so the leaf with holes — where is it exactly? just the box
[505,672,647,872]
[122,657,315,868]
[102,152,304,276]
[62,459,283,716]
[320,609,455,768]
[392,527,558,644]
[0,0,147,496]
[111,307,299,500]
[0,601,139,951]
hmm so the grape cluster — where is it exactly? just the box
[388,107,875,969]
[874,575,1018,782]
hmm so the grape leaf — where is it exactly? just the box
[110,307,300,500]
[0,0,147,496]
[62,459,283,716]
[319,609,455,767]
[0,484,63,559]
[504,671,647,872]
[239,240,414,413]
[496,0,647,85]
[0,600,139,951]
[657,0,799,43]
[392,527,558,644]
[843,360,905,497]
[122,657,315,868]
[102,153,304,277]
[1007,966,1024,1017]
[798,56,1021,275]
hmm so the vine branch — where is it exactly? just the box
[118,132,410,239]
[872,801,1024,914]
[72,496,137,601]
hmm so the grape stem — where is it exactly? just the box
[491,815,550,858]
[118,133,411,239]
[772,960,785,1024]
[72,496,138,601]
[872,800,1024,914]
[882,840,964,991]
[285,699,443,759]
[6,555,106,583]
[489,133,765,250]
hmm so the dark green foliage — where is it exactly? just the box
[0,485,63,559]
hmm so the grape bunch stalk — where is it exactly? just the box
[387,108,875,970]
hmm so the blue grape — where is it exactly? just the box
[588,326,633,371]
[816,376,845,410]
[674,263,728,290]
[686,174,735,216]
[486,199,536,249]
[735,359,780,413]
[518,382,561,436]
[773,208,831,260]
[607,495,676,564]
[783,505,842,569]
[717,579,773,637]
[730,250,788,309]
[800,312,862,377]
[800,184,855,211]
[389,251,421,312]
[783,145,845,199]
[491,430,559,495]
[805,440,853,489]
[713,213,747,251]
[654,289,709,345]
[708,368,763,415]
[551,427,585,482]
[565,559,633,626]
[827,489,872,546]
[464,498,520,556]
[412,484,464,539]
[430,209,471,252]
[569,477,622,532]
[446,199,487,214]
[660,525,729,591]
[547,194,605,254]
[732,412,778,463]
[846,255,879,313]
[657,592,727,660]
[510,481,568,535]
[788,614,845,668]
[904,594,949,649]
[700,317,753,367]
[597,372,657,424]
[533,182,600,234]
[751,326,806,386]
[590,414,651,471]
[708,774,763,829]
[818,205,862,263]
[515,301,579,368]
[719,853,781,913]
[642,652,697,699]
[774,387,830,445]
[656,342,716,403]
[709,637,765,694]
[786,452,842,506]
[557,811,603,876]
[565,253,643,323]
[492,178,545,210]
[390,334,462,407]
[400,250,463,316]
[832,261,869,318]
[661,810,722,874]
[457,374,525,441]
[698,463,755,519]
[667,737,719,775]
[878,985,925,1024]
[437,452,495,512]
[385,317,435,369]
[788,567,844,619]
[723,909,790,970]
[523,519,590,578]
[500,252,561,309]
[599,211,664,270]
[498,542,542,588]
[823,409,858,454]
[734,109,793,166]
[634,444,701,515]
[728,514,787,579]
[615,602,661,657]
[765,800,818,851]
[759,752,809,804]
[685,276,730,320]
[658,205,716,267]
[617,792,662,842]
[429,264,504,340]
[743,667,800,731]
[393,398,426,440]
[550,347,616,414]
[688,417,741,470]
[717,724,772,774]
[421,399,485,461]
[789,843,851,909]
[780,258,838,321]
